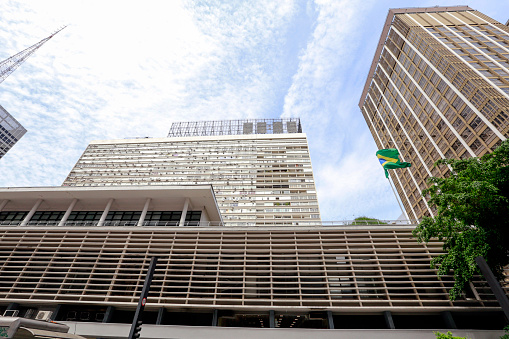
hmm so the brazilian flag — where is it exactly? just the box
[376,148,411,178]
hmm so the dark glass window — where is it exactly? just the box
[67,211,103,223]
[30,211,66,222]
[0,211,28,223]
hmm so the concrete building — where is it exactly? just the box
[0,104,26,159]
[63,118,321,226]
[0,186,507,338]
[359,6,509,220]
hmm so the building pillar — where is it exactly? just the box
[383,311,395,329]
[51,304,63,321]
[441,311,456,329]
[212,309,218,327]
[20,199,43,226]
[137,198,151,226]
[0,199,9,212]
[327,311,334,329]
[58,198,78,226]
[179,198,190,227]
[97,198,114,226]
[103,306,115,323]
[200,206,209,226]
[156,308,166,325]
[269,310,275,328]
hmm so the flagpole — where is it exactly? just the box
[387,175,409,223]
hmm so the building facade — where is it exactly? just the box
[63,119,321,226]
[359,6,509,220]
[0,104,26,159]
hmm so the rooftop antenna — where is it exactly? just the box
[0,26,66,84]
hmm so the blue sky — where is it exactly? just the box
[0,0,508,221]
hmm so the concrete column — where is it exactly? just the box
[441,311,456,329]
[0,199,9,212]
[51,304,63,321]
[97,198,114,226]
[156,308,166,325]
[103,306,115,323]
[58,198,78,226]
[20,199,43,226]
[178,198,190,227]
[327,311,334,329]
[384,311,395,329]
[137,198,151,226]
[211,310,218,327]
[269,310,275,328]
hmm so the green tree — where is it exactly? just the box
[352,216,387,225]
[413,140,509,300]
[434,331,469,339]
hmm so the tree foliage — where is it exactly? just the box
[434,331,469,339]
[352,216,387,225]
[413,140,509,300]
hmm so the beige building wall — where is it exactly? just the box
[63,133,320,226]
[360,7,509,220]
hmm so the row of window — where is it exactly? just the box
[0,211,202,224]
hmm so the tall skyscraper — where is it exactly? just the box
[63,118,321,226]
[0,104,26,159]
[359,6,509,220]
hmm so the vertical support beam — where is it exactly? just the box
[156,308,165,325]
[97,198,114,226]
[20,199,42,226]
[441,311,456,329]
[137,198,151,226]
[103,306,115,323]
[327,311,334,329]
[269,310,275,328]
[51,304,63,321]
[475,256,509,321]
[200,206,210,226]
[179,198,190,227]
[0,199,9,212]
[58,198,78,226]
[384,311,395,329]
[212,309,218,327]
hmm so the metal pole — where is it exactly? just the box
[128,256,158,339]
[475,256,509,320]
[387,177,409,223]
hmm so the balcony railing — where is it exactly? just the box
[0,220,415,227]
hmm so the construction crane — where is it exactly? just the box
[0,26,66,84]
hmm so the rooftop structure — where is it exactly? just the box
[0,104,26,159]
[359,6,509,220]
[167,118,302,137]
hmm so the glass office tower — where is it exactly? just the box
[0,104,26,159]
